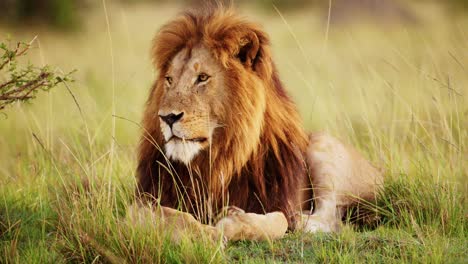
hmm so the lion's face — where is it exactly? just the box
[158,45,226,164]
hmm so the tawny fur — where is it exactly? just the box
[132,7,383,242]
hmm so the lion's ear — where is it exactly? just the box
[236,30,272,79]
[237,32,259,68]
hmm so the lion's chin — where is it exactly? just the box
[164,140,203,164]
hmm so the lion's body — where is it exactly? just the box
[133,7,383,241]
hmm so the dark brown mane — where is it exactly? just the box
[137,7,310,228]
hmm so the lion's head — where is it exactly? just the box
[137,7,309,226]
[149,8,275,167]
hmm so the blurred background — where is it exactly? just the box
[1,0,468,29]
[0,0,467,173]
[0,1,466,262]
[0,0,466,184]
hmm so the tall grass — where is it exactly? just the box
[0,2,467,263]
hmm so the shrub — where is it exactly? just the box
[0,38,74,112]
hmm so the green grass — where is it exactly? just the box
[1,2,467,263]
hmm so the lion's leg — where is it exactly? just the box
[301,133,383,233]
[300,179,343,233]
[215,206,288,241]
[126,203,222,243]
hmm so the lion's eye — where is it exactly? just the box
[165,76,173,85]
[197,73,210,83]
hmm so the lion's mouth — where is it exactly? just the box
[168,135,208,143]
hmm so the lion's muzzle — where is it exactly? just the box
[158,110,212,164]
[159,112,184,127]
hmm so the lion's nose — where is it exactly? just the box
[159,112,184,127]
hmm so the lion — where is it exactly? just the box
[130,7,383,242]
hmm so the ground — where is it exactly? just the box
[0,2,467,263]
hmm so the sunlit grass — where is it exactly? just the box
[1,2,467,263]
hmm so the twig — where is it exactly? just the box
[0,38,74,112]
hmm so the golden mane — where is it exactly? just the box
[137,7,310,228]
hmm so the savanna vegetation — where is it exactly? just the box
[0,38,74,111]
[0,1,467,263]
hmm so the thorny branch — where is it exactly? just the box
[0,37,74,111]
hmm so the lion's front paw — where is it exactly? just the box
[215,211,288,241]
[215,214,242,240]
[214,206,245,223]
[225,206,245,216]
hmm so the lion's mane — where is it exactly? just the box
[137,7,310,227]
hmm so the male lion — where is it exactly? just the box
[130,7,383,242]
